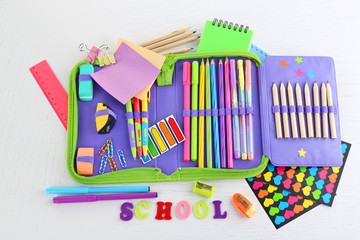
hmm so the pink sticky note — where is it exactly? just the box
[91,42,160,104]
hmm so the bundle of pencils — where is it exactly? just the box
[140,27,199,55]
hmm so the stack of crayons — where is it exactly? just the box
[272,81,336,139]
[125,91,150,161]
[183,57,254,169]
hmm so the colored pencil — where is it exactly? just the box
[152,36,200,53]
[205,59,213,168]
[230,59,241,159]
[304,82,314,138]
[183,62,191,162]
[140,27,190,47]
[125,100,137,159]
[326,82,336,139]
[161,48,193,55]
[210,59,220,168]
[191,61,199,161]
[133,97,142,158]
[198,59,205,168]
[218,59,227,168]
[313,81,321,138]
[280,81,290,138]
[224,57,233,168]
[272,82,282,138]
[237,60,247,160]
[146,31,196,50]
[321,82,328,138]
[295,82,306,138]
[287,82,298,138]
[141,92,149,156]
[245,60,254,160]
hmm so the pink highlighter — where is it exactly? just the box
[183,62,191,162]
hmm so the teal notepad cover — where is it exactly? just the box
[197,20,253,52]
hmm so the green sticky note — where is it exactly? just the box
[197,20,253,52]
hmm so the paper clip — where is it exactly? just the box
[99,155,108,174]
[98,44,116,67]
[78,43,101,64]
[98,138,118,172]
[117,150,127,168]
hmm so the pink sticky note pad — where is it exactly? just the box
[91,42,160,104]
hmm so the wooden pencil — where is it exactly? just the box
[295,82,306,138]
[326,82,336,139]
[287,82,298,138]
[304,82,314,138]
[145,31,196,50]
[313,81,321,138]
[321,82,328,138]
[272,82,282,138]
[140,27,190,47]
[280,81,290,138]
[161,48,193,55]
[151,36,200,53]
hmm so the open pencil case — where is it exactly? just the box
[67,50,342,184]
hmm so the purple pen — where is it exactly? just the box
[218,59,227,168]
[53,192,158,204]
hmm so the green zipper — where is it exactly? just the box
[157,50,262,86]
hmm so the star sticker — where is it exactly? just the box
[307,71,315,78]
[295,57,303,64]
[298,148,307,157]
[295,69,304,77]
[280,60,288,67]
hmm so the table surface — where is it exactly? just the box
[1,0,360,239]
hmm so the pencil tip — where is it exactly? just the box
[281,81,283,84]
[273,82,275,84]
[219,59,223,64]
[193,31,197,33]
[211,59,215,64]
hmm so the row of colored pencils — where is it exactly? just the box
[183,57,254,169]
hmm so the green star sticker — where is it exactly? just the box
[295,57,303,64]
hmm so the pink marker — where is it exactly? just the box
[183,62,191,162]
[224,57,233,168]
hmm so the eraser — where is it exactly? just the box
[78,64,94,101]
[76,148,94,175]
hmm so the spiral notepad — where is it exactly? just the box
[197,18,254,52]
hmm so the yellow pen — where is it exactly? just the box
[198,59,205,168]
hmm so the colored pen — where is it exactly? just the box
[133,97,142,158]
[218,59,227,168]
[321,82,328,138]
[53,192,158,204]
[237,60,247,160]
[141,92,149,156]
[230,59,241,159]
[326,82,336,139]
[125,100,137,159]
[313,81,321,138]
[46,186,150,195]
[210,59,220,168]
[245,60,254,160]
[198,59,205,168]
[183,62,191,162]
[224,57,233,168]
[191,61,199,161]
[205,59,213,168]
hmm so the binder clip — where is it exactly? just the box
[78,43,101,64]
[232,193,256,218]
[193,181,214,198]
[97,44,116,67]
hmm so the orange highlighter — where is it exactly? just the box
[232,193,256,218]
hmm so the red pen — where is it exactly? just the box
[133,97,142,158]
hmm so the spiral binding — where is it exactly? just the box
[212,18,249,33]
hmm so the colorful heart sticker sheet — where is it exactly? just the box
[246,179,320,229]
[253,141,351,206]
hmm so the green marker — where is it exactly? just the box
[125,101,137,159]
[191,61,199,161]
[205,59,213,168]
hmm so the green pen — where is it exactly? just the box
[191,61,199,161]
[125,100,137,159]
[205,59,213,168]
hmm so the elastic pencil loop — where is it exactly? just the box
[125,112,134,119]
[297,106,304,113]
[76,156,94,164]
[225,108,232,115]
[183,109,191,117]
[198,109,205,117]
[305,106,312,113]
[190,110,198,117]
[141,111,149,118]
[239,107,246,115]
[272,105,280,113]
[288,105,296,113]
[78,75,92,81]
[212,109,219,116]
[245,106,254,114]
[205,109,212,117]
[321,106,328,114]
[218,108,225,116]
[95,109,117,120]
[231,107,239,115]
[313,106,320,113]
[280,106,288,113]
[328,105,335,113]
[134,112,141,119]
